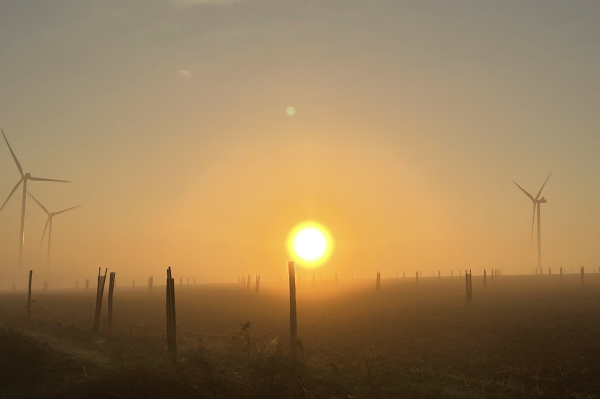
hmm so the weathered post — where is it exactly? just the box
[484,269,487,288]
[415,271,418,283]
[85,278,89,291]
[581,266,584,285]
[465,269,472,306]
[288,261,298,359]
[255,274,260,294]
[93,268,108,332]
[108,272,116,330]
[27,270,33,319]
[560,267,562,278]
[166,267,177,359]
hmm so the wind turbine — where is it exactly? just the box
[513,173,552,270]
[27,192,80,267]
[0,130,70,267]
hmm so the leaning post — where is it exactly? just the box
[107,272,116,330]
[93,268,108,332]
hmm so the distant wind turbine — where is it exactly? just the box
[0,130,70,267]
[513,173,552,270]
[27,192,80,267]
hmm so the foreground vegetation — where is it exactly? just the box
[1,275,599,398]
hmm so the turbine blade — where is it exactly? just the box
[513,180,535,202]
[531,203,536,251]
[0,178,23,213]
[27,191,50,215]
[40,217,50,250]
[28,176,70,183]
[1,129,24,176]
[54,205,81,215]
[534,173,552,200]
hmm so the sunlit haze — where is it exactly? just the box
[1,1,599,288]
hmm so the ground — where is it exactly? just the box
[0,273,599,398]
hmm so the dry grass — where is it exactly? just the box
[1,274,600,398]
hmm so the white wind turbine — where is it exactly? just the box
[28,192,80,267]
[0,129,70,267]
[513,173,552,270]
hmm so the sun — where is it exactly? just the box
[287,221,333,267]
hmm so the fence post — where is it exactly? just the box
[415,271,418,283]
[581,266,584,285]
[27,270,33,319]
[108,272,116,330]
[166,267,177,360]
[247,275,250,289]
[466,269,472,306]
[484,269,486,288]
[255,274,260,294]
[288,261,298,359]
[93,268,108,332]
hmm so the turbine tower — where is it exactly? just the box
[0,130,70,267]
[513,173,552,270]
[28,192,80,267]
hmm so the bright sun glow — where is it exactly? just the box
[288,222,332,267]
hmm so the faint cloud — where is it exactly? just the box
[179,70,192,79]
[175,0,243,6]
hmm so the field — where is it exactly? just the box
[1,273,600,398]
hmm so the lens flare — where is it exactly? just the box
[287,221,332,268]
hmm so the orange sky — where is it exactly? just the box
[1,1,599,287]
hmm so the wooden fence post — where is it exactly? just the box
[166,267,177,359]
[581,266,584,285]
[560,267,563,278]
[484,269,486,288]
[27,270,33,319]
[93,268,108,332]
[108,272,116,330]
[255,274,260,294]
[288,261,298,359]
[85,279,89,291]
[416,271,418,283]
[465,269,472,306]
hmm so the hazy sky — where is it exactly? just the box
[1,0,599,287]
